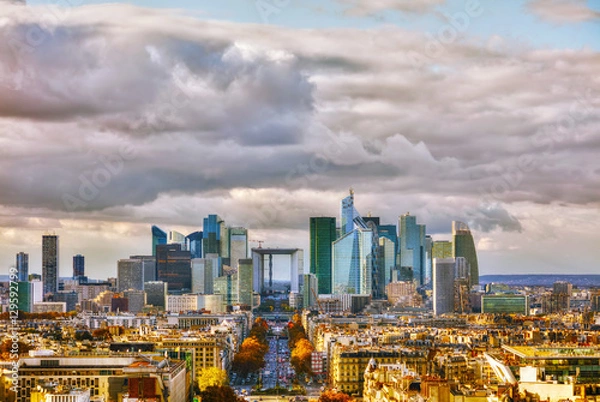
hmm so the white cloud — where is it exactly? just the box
[527,0,600,24]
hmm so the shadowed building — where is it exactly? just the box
[73,254,85,279]
[310,217,337,294]
[452,221,479,286]
[156,243,192,294]
[42,234,59,299]
[16,251,29,282]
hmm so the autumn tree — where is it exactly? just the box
[319,390,354,402]
[290,338,314,375]
[197,367,229,391]
[92,328,111,340]
[0,340,32,360]
[198,385,245,402]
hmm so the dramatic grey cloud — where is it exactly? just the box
[527,0,600,24]
[0,3,599,277]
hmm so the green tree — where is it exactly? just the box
[197,367,229,391]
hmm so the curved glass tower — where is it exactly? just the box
[452,221,479,286]
[151,225,167,256]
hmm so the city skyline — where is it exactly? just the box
[1,1,599,279]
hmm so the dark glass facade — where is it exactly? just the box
[202,215,224,256]
[16,252,29,282]
[156,244,192,294]
[73,254,85,279]
[310,217,336,294]
[452,221,479,286]
[42,234,59,298]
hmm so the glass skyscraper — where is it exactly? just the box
[310,217,336,294]
[399,214,426,286]
[203,214,224,257]
[332,228,373,295]
[186,231,203,259]
[42,234,59,299]
[151,225,167,256]
[341,189,365,235]
[228,227,248,270]
[452,221,479,286]
[16,252,28,282]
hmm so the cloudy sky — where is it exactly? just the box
[0,0,599,280]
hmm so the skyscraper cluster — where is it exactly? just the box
[309,190,480,305]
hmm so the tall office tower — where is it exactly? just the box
[186,231,203,259]
[341,189,362,235]
[203,214,225,257]
[237,258,253,307]
[130,255,157,283]
[302,273,319,308]
[378,237,396,290]
[432,240,453,259]
[310,217,337,294]
[42,234,59,299]
[454,257,471,314]
[332,228,373,295]
[169,231,187,249]
[151,225,167,256]
[144,281,167,309]
[156,243,192,294]
[399,214,426,286]
[191,258,216,294]
[214,271,237,308]
[433,258,456,315]
[72,254,85,279]
[228,227,248,270]
[424,235,433,286]
[16,252,29,282]
[220,226,230,260]
[117,259,144,292]
[17,282,33,312]
[452,221,479,286]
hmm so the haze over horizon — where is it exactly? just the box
[1,0,599,280]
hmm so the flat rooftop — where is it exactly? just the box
[503,345,600,359]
